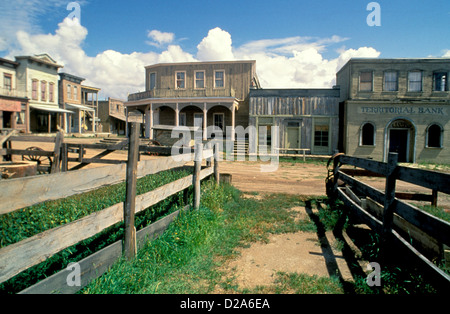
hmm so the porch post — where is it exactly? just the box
[231,103,236,141]
[145,104,152,139]
[203,102,207,140]
[175,103,179,127]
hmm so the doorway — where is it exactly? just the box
[286,121,301,152]
[389,129,409,162]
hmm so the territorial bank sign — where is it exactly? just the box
[359,105,447,115]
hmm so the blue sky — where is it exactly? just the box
[1,0,449,99]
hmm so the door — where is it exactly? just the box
[389,129,408,162]
[286,121,301,152]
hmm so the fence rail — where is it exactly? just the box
[328,152,450,289]
[0,122,219,293]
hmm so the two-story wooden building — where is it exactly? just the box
[15,54,72,133]
[125,60,260,144]
[0,57,29,133]
[336,58,450,163]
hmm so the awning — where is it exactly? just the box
[0,99,21,112]
[30,103,74,114]
[65,103,95,111]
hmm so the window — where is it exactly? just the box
[49,83,54,102]
[176,71,186,89]
[149,72,156,90]
[427,124,443,148]
[3,74,12,91]
[408,71,422,92]
[314,123,329,147]
[359,71,373,91]
[179,112,186,126]
[195,71,205,89]
[433,72,448,91]
[213,113,224,131]
[32,80,38,100]
[384,71,398,91]
[214,70,225,88]
[41,81,47,101]
[67,84,72,99]
[361,122,375,146]
[73,85,78,101]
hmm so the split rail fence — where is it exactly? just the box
[0,122,220,294]
[328,152,450,289]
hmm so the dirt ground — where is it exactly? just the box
[6,136,450,291]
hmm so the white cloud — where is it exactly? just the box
[443,50,450,57]
[197,27,234,61]
[147,30,175,47]
[3,16,381,98]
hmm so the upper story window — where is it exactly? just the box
[32,80,38,100]
[73,85,78,101]
[149,72,156,90]
[41,81,47,101]
[49,83,54,102]
[176,71,186,89]
[214,70,225,88]
[3,74,12,91]
[383,71,398,91]
[433,71,448,92]
[67,84,72,99]
[195,71,205,89]
[408,71,422,92]
[359,71,373,91]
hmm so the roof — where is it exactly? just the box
[249,88,340,98]
[15,54,63,68]
[145,60,256,69]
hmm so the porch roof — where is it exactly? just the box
[124,96,239,111]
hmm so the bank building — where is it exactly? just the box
[336,58,450,163]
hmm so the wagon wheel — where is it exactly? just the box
[22,147,52,174]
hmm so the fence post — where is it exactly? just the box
[123,121,140,260]
[381,152,398,258]
[214,141,220,185]
[193,143,202,209]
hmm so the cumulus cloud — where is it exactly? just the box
[3,16,381,98]
[147,30,175,47]
[197,27,234,61]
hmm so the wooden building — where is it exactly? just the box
[15,54,70,133]
[125,60,260,144]
[0,57,29,133]
[249,88,340,155]
[98,97,127,135]
[337,58,450,163]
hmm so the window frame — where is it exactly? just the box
[360,122,376,146]
[149,72,156,90]
[194,70,205,89]
[359,70,373,92]
[408,70,423,92]
[214,70,225,89]
[3,73,12,91]
[213,113,225,131]
[67,84,72,100]
[175,71,186,89]
[432,71,448,92]
[40,81,47,101]
[49,82,54,102]
[426,123,443,148]
[383,71,398,92]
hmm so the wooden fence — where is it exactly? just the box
[0,122,220,294]
[328,152,450,289]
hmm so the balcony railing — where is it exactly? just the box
[128,88,236,102]
[0,87,27,99]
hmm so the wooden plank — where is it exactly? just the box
[67,158,126,164]
[394,198,450,246]
[0,154,192,215]
[0,202,124,284]
[342,186,362,206]
[51,131,63,174]
[5,149,54,157]
[340,168,385,178]
[9,136,56,143]
[337,187,383,234]
[0,163,127,215]
[20,206,190,294]
[340,155,389,176]
[382,153,398,248]
[396,166,450,195]
[0,129,17,146]
[193,144,202,209]
[338,170,385,204]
